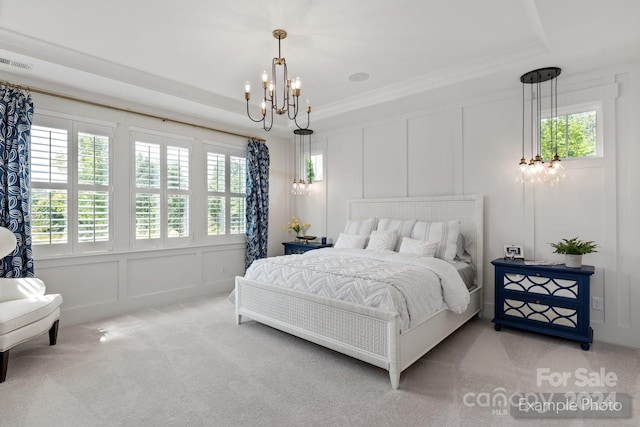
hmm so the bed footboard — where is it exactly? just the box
[235,277,482,390]
[235,277,401,387]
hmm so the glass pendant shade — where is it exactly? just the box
[292,128,314,196]
[517,67,565,185]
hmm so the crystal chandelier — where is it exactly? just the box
[245,29,311,132]
[516,67,565,185]
[291,129,313,196]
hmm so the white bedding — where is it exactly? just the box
[242,248,470,331]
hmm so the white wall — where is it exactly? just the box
[7,87,290,326]
[297,61,640,349]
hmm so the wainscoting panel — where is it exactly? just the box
[127,253,197,297]
[38,260,119,308]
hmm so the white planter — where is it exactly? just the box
[564,254,583,268]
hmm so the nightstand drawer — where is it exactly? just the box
[500,270,582,302]
[501,296,579,329]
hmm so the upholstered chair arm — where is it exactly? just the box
[0,278,47,302]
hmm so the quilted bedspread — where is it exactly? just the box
[242,248,471,331]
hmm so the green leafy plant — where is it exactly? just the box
[550,237,598,255]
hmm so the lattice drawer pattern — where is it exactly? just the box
[240,286,389,357]
[503,273,579,299]
[503,298,578,327]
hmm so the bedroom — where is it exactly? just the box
[0,0,639,424]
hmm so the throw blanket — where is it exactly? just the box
[241,248,470,331]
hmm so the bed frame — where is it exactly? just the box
[235,195,483,389]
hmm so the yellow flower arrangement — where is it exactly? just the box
[282,216,310,236]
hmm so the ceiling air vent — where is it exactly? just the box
[0,56,33,71]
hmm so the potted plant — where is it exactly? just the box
[282,216,310,240]
[550,237,598,268]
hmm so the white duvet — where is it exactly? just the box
[242,248,470,331]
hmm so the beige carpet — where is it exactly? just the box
[0,295,638,426]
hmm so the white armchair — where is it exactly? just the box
[0,228,62,383]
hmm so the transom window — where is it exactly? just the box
[541,106,600,160]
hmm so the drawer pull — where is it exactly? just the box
[535,272,541,277]
[535,300,540,304]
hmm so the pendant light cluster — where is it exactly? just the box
[244,29,311,132]
[516,67,566,185]
[291,129,313,196]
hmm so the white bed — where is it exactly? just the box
[234,195,483,389]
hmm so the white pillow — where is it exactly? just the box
[334,233,368,249]
[456,233,472,262]
[344,218,376,236]
[366,230,398,251]
[398,237,438,257]
[411,220,460,261]
[376,218,416,251]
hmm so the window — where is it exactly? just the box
[31,114,113,254]
[541,107,600,160]
[307,153,323,181]
[206,146,246,237]
[133,133,191,245]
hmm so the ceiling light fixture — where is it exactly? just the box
[245,29,311,132]
[516,67,565,185]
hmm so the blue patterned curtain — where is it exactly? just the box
[245,139,269,269]
[0,85,34,278]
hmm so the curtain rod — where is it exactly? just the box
[1,79,266,143]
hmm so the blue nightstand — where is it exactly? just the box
[282,241,332,255]
[491,258,595,350]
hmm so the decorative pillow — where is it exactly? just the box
[366,230,398,251]
[376,218,416,251]
[411,220,460,261]
[334,233,368,249]
[456,233,472,262]
[344,218,376,236]
[398,237,438,257]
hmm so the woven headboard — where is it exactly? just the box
[347,195,484,288]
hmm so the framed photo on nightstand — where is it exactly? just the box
[504,244,524,260]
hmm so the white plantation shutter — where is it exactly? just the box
[230,155,246,234]
[206,148,246,237]
[31,123,70,246]
[167,145,190,238]
[135,141,161,189]
[31,125,68,184]
[31,189,69,245]
[207,152,226,235]
[133,135,192,245]
[77,132,110,243]
[31,116,114,254]
[134,141,161,241]
[135,193,161,239]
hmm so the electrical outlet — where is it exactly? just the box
[592,296,604,310]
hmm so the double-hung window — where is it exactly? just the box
[31,114,113,255]
[205,144,246,239]
[132,131,191,247]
